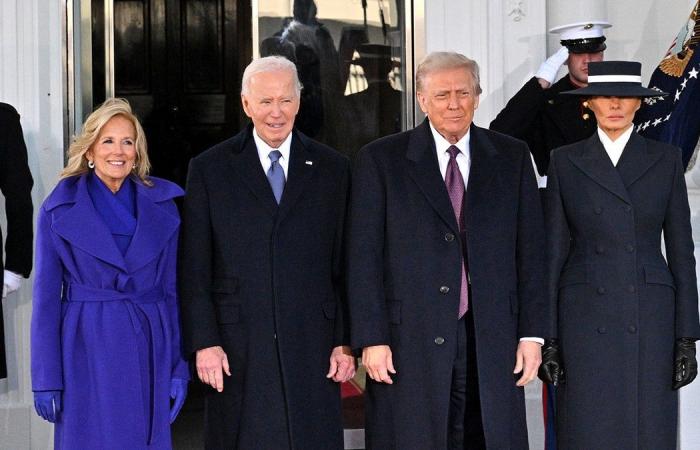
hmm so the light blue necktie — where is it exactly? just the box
[267,150,285,204]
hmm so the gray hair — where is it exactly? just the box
[416,52,482,95]
[241,55,303,96]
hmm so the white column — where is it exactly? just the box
[0,0,65,448]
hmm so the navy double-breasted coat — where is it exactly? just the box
[179,125,350,449]
[545,132,700,449]
[348,121,546,449]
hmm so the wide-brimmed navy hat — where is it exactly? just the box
[562,61,668,97]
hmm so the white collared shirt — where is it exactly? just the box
[597,125,634,166]
[253,128,292,180]
[430,123,471,185]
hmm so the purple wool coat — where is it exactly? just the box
[31,174,189,450]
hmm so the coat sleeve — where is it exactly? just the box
[164,212,190,380]
[332,157,351,347]
[543,151,570,339]
[0,108,34,277]
[178,158,221,356]
[30,206,64,391]
[347,148,389,350]
[662,149,700,339]
[515,142,548,338]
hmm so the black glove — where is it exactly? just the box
[673,337,698,390]
[538,338,564,386]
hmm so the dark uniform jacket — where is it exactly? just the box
[546,132,700,449]
[490,76,596,175]
[179,125,350,449]
[348,120,546,449]
[0,103,33,378]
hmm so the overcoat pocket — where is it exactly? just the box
[216,304,240,324]
[644,265,676,290]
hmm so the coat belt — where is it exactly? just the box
[63,282,164,445]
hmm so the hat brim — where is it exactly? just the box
[568,41,607,54]
[562,83,668,98]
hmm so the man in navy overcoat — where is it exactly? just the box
[179,56,355,449]
[348,52,547,449]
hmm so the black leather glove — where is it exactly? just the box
[538,338,564,386]
[673,337,698,390]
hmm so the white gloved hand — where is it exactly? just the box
[535,46,569,85]
[3,270,22,298]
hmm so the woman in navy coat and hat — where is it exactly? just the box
[541,61,700,449]
[31,98,189,449]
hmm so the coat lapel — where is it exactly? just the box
[229,127,279,217]
[406,120,460,235]
[568,134,632,204]
[51,176,128,271]
[123,182,180,273]
[277,131,315,224]
[615,132,664,188]
[465,125,499,218]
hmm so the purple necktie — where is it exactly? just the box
[445,145,469,318]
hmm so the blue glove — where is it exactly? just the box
[33,390,62,423]
[169,378,188,423]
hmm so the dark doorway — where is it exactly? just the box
[93,0,251,187]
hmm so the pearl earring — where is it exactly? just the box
[88,160,95,169]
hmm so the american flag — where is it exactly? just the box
[636,1,700,170]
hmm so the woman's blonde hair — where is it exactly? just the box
[61,98,152,184]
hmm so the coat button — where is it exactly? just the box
[628,325,637,333]
[624,206,633,213]
[626,244,635,253]
[439,286,450,294]
[628,285,636,293]
[434,336,445,345]
[445,233,455,242]
[595,245,605,254]
[597,287,606,295]
[597,327,607,334]
[594,207,603,215]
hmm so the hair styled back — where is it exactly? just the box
[61,98,151,184]
[416,52,482,95]
[240,55,303,96]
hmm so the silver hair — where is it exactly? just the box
[241,55,303,96]
[416,52,482,95]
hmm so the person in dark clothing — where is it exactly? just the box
[490,21,611,177]
[0,102,33,379]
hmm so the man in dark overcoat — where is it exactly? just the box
[490,21,611,176]
[348,52,547,449]
[0,102,33,379]
[179,56,355,449]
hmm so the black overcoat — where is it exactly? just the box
[545,132,700,449]
[490,76,597,176]
[0,103,33,379]
[348,120,547,449]
[179,125,350,449]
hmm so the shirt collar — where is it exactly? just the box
[253,128,293,162]
[597,125,634,150]
[429,122,470,156]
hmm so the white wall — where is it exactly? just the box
[0,0,65,448]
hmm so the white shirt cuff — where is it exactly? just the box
[520,337,544,345]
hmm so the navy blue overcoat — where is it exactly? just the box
[545,131,700,449]
[178,125,350,449]
[348,120,546,449]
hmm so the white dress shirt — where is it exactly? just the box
[430,123,471,185]
[598,125,634,167]
[429,123,542,345]
[253,128,292,180]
